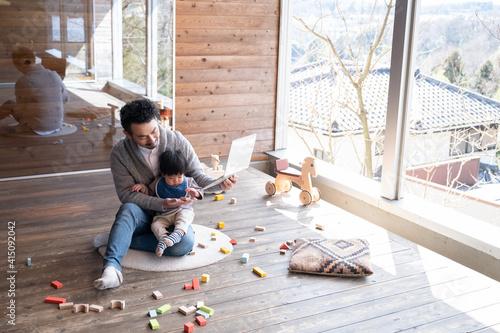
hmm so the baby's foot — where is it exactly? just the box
[156,236,168,257]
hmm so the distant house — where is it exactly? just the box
[288,61,500,185]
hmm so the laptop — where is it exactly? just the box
[201,133,257,190]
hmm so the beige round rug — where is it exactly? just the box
[0,120,77,137]
[98,224,233,272]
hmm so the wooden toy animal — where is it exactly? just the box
[265,157,321,205]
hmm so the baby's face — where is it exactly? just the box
[164,173,184,187]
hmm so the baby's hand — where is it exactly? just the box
[131,183,147,194]
[185,188,200,199]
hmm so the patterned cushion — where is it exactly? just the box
[288,238,373,277]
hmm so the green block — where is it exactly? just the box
[156,304,171,314]
[199,305,214,316]
[149,319,160,330]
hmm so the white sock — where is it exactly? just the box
[93,266,123,290]
[92,232,109,248]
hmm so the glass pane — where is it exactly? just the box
[407,1,500,225]
[288,0,394,179]
[157,0,173,100]
[122,0,147,89]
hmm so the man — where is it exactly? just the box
[93,99,237,290]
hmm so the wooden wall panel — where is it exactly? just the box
[175,0,280,159]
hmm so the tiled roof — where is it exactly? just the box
[289,61,500,134]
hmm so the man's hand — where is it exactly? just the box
[162,197,196,209]
[220,175,238,191]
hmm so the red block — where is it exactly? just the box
[184,284,192,290]
[184,322,195,333]
[51,280,63,289]
[230,239,237,245]
[45,297,66,304]
[195,315,207,326]
[192,278,200,290]
[280,243,290,250]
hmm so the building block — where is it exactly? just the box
[249,237,256,242]
[255,226,265,231]
[220,246,230,254]
[27,258,31,266]
[110,300,126,310]
[45,297,66,304]
[59,302,74,310]
[184,322,195,333]
[280,243,290,250]
[198,242,208,248]
[196,315,207,326]
[157,304,171,314]
[89,304,104,313]
[148,309,157,317]
[211,231,218,236]
[214,194,224,201]
[195,309,210,319]
[230,198,237,204]
[241,253,249,263]
[184,284,192,290]
[201,274,210,283]
[218,221,225,229]
[280,249,287,255]
[230,239,237,245]
[51,280,63,289]
[286,240,294,246]
[179,305,197,315]
[211,236,217,241]
[189,251,196,255]
[73,304,89,313]
[199,305,214,317]
[196,301,204,309]
[152,290,163,300]
[192,278,200,290]
[315,224,324,230]
[149,319,160,330]
[253,267,266,277]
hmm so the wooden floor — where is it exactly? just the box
[2,168,500,332]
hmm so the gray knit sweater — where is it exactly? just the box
[110,126,215,213]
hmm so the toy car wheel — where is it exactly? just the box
[299,190,312,205]
[265,181,277,196]
[312,187,321,202]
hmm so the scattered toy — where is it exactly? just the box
[201,274,210,283]
[255,226,265,231]
[59,302,74,310]
[51,281,63,289]
[152,290,163,300]
[73,304,89,313]
[241,253,249,263]
[220,246,230,254]
[45,297,66,304]
[253,267,266,277]
[109,300,126,310]
[89,304,103,313]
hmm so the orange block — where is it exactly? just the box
[192,278,200,290]
[45,297,66,304]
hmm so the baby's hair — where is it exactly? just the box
[159,150,187,176]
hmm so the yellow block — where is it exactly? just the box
[201,274,210,283]
[215,194,224,201]
[220,247,230,254]
[253,267,266,277]
[218,222,225,229]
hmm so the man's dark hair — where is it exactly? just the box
[159,150,187,176]
[120,99,159,134]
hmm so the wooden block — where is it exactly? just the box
[230,198,237,204]
[211,231,218,236]
[249,237,256,242]
[189,251,196,255]
[152,290,163,300]
[315,224,324,230]
[149,319,160,330]
[51,280,63,289]
[148,309,157,317]
[280,243,290,250]
[220,246,230,254]
[255,226,265,231]
[214,194,224,201]
[195,309,210,319]
[192,278,200,290]
[109,300,126,310]
[218,221,225,229]
[200,305,215,316]
[45,297,66,304]
[157,304,171,314]
[58,302,74,310]
[185,306,197,315]
[241,253,249,263]
[89,304,103,313]
[27,258,31,266]
[178,305,190,315]
[198,242,208,248]
[196,301,204,309]
[230,239,237,245]
[196,315,208,326]
[201,274,210,283]
[184,284,192,290]
[211,236,217,241]
[253,267,267,277]
[280,249,287,255]
[184,322,195,333]
[286,240,294,246]
[73,304,89,313]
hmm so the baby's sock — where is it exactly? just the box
[156,236,168,257]
[163,230,184,247]
[93,266,123,290]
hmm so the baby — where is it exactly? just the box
[131,150,202,256]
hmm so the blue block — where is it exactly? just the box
[241,253,249,263]
[195,309,210,319]
[148,309,157,317]
[27,258,31,266]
